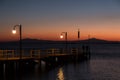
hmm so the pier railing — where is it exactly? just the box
[0,48,86,60]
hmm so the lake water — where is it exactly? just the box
[0,56,120,80]
[0,44,120,80]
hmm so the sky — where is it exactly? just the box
[1,0,120,41]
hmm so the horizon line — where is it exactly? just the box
[0,38,120,42]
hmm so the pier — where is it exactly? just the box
[0,47,90,69]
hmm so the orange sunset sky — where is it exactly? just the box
[1,0,120,41]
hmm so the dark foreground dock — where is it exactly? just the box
[0,47,90,69]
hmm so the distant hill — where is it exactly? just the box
[22,38,52,43]
[80,38,120,44]
[0,38,120,48]
[0,38,62,48]
[0,38,120,43]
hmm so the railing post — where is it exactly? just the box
[52,48,54,54]
[38,50,40,58]
[12,50,14,57]
[0,50,3,58]
[30,50,33,58]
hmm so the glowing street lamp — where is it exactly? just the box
[60,32,67,53]
[60,35,64,39]
[12,29,16,34]
[60,32,67,41]
[12,24,22,60]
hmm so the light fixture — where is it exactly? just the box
[12,29,16,34]
[12,24,22,60]
[60,34,63,39]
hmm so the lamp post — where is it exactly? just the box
[12,24,22,60]
[60,32,67,53]
[78,29,80,40]
[76,29,80,60]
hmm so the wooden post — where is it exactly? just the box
[38,50,40,58]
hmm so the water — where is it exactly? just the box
[39,57,120,80]
[0,56,120,80]
[0,44,120,80]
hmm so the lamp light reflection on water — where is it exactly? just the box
[57,68,65,80]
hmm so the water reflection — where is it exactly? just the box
[89,58,120,80]
[57,68,64,80]
[0,57,120,80]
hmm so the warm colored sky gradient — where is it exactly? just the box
[1,0,120,41]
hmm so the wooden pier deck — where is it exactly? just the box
[0,48,90,63]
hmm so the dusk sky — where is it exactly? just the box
[1,0,120,41]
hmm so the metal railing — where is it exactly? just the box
[0,48,82,60]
